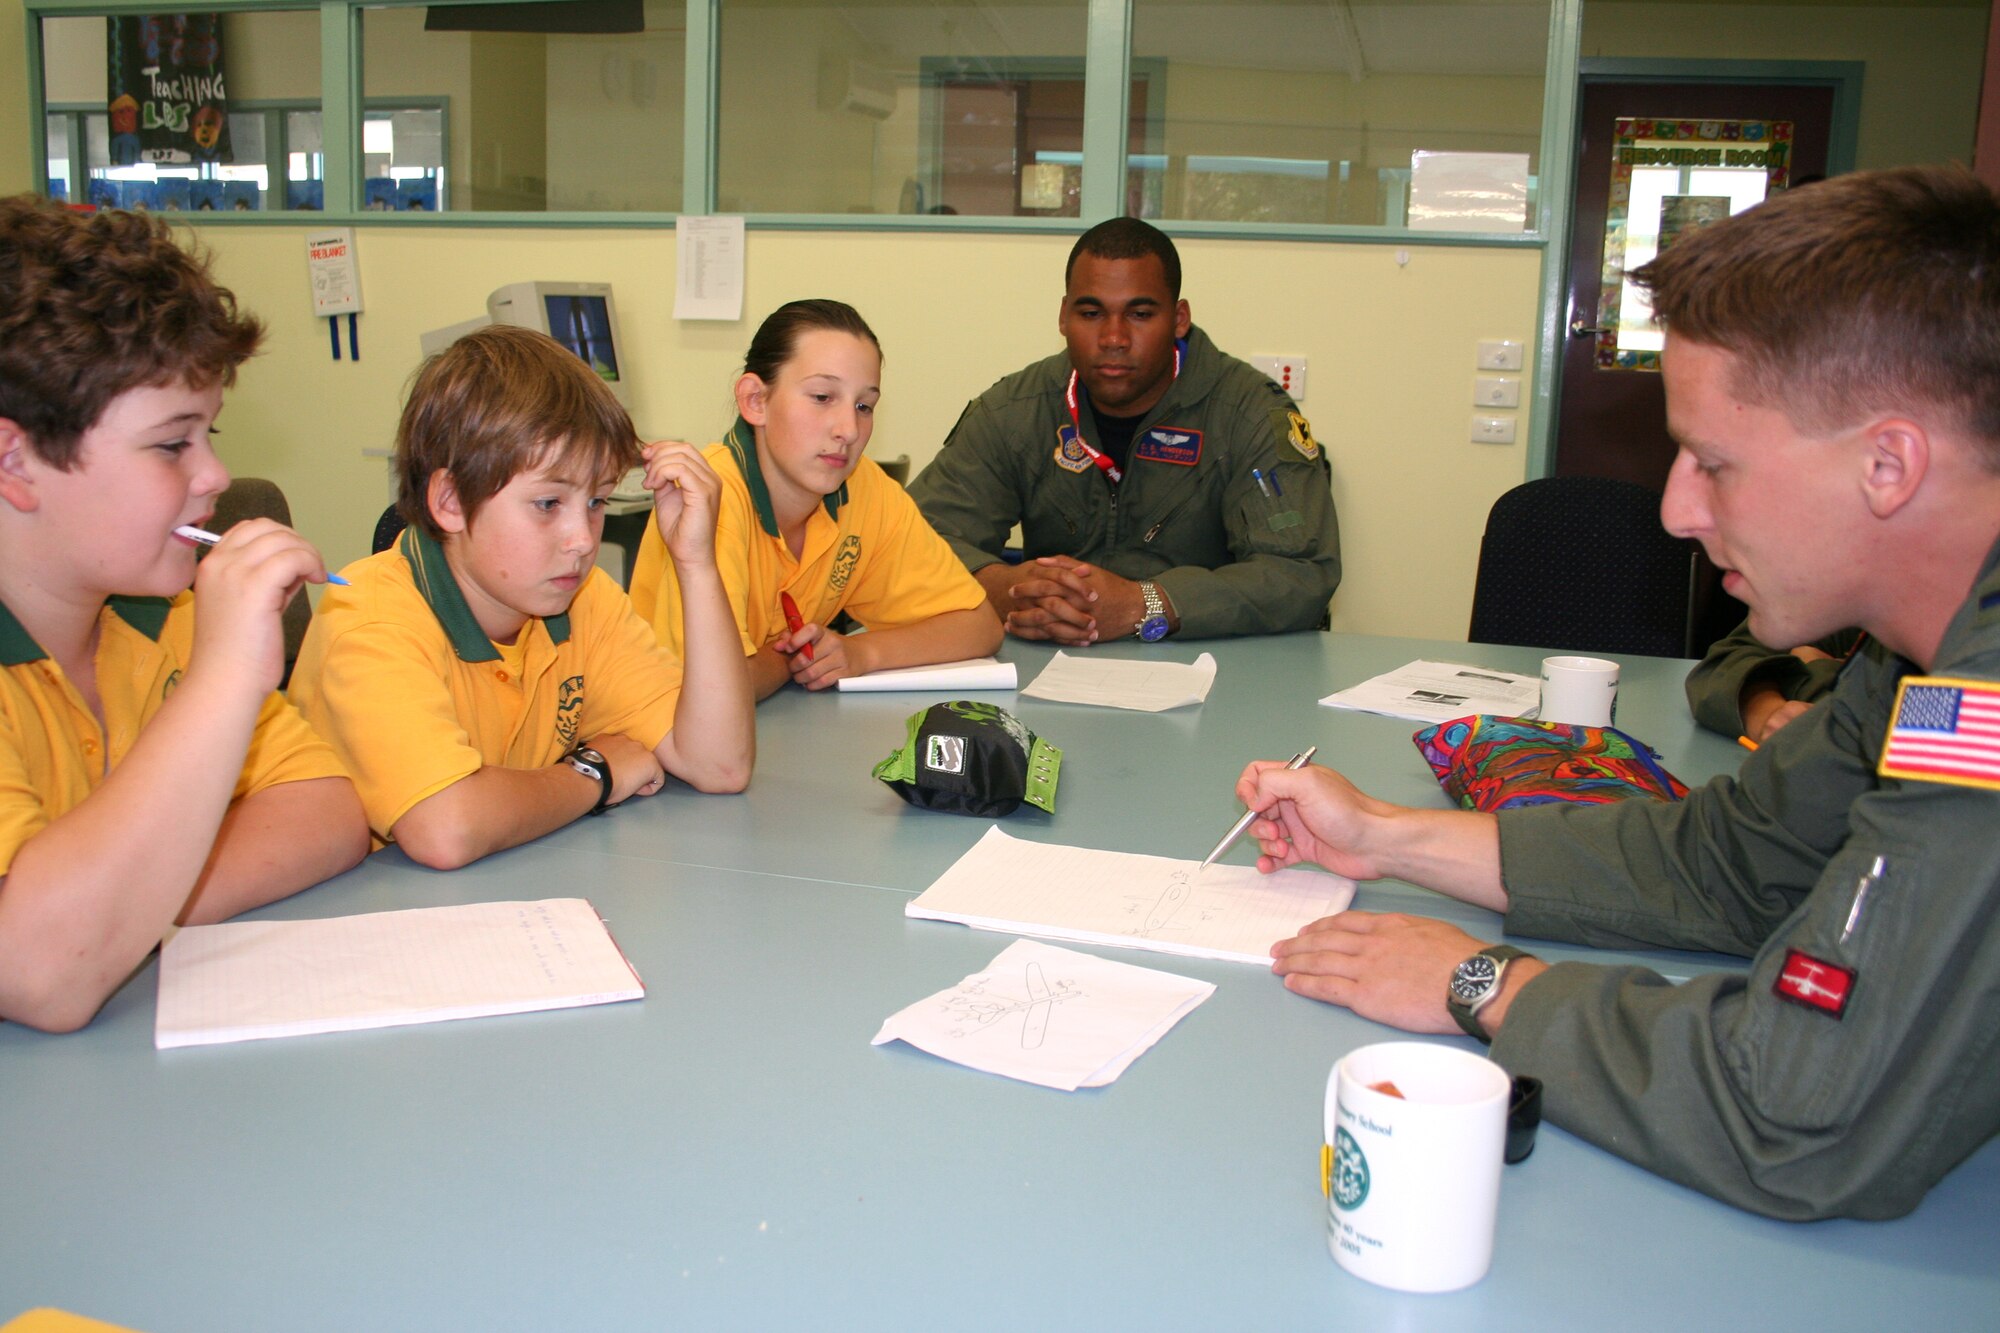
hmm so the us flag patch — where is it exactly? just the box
[1878,676,2000,792]
[1773,949,1854,1018]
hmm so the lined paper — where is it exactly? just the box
[155,898,644,1049]
[907,827,1355,964]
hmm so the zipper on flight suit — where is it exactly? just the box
[1143,493,1193,544]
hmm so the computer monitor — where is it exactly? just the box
[485,281,630,409]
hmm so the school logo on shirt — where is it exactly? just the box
[1281,410,1320,461]
[829,535,862,592]
[556,674,585,748]
[1135,427,1202,467]
[1053,425,1093,474]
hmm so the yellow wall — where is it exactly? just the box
[182,224,1540,640]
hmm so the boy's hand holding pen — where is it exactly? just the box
[176,525,348,585]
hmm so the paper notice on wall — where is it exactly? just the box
[674,215,746,321]
[305,228,363,316]
[1407,152,1530,233]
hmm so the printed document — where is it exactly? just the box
[1319,659,1539,724]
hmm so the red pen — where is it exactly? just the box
[780,590,814,663]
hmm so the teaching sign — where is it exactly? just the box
[106,14,233,167]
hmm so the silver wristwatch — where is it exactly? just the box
[1134,581,1171,642]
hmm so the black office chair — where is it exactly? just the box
[372,503,407,555]
[1468,475,1698,658]
[208,477,314,686]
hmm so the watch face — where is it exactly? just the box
[1450,955,1499,1003]
[1138,615,1171,642]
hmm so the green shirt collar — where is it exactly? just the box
[0,594,171,666]
[398,524,572,663]
[720,417,849,539]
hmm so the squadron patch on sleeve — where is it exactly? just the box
[1878,676,2000,791]
[1773,948,1855,1019]
[1053,424,1092,474]
[1273,409,1320,461]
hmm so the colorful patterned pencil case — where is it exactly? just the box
[1412,714,1688,813]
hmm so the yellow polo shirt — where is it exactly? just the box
[628,420,989,659]
[287,526,683,846]
[0,592,346,877]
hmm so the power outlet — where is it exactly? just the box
[1471,415,1517,445]
[1250,354,1309,402]
[1475,376,1520,408]
[1476,339,1525,372]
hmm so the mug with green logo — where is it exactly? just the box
[1321,1041,1511,1292]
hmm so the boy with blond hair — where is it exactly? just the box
[289,325,753,868]
[0,195,368,1032]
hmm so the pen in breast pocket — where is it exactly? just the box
[175,525,349,585]
[1840,855,1886,945]
[1252,468,1274,499]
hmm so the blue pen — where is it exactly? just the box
[176,525,350,585]
[1251,468,1274,498]
[1268,469,1283,497]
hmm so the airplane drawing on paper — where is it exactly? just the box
[940,960,1081,1049]
[1119,869,1229,941]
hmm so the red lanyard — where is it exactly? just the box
[1063,341,1182,487]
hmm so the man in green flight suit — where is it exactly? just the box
[907,217,1341,643]
[1684,617,1862,742]
[1234,165,2000,1220]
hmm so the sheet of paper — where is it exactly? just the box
[907,826,1354,964]
[1021,650,1217,711]
[1318,659,1540,724]
[872,939,1214,1091]
[673,215,745,321]
[835,657,1017,692]
[155,898,644,1050]
[1407,151,1530,233]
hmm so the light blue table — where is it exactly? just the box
[4,634,1994,1331]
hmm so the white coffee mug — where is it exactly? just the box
[1539,655,1620,728]
[1323,1041,1511,1293]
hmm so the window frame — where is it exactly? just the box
[21,0,1586,473]
[23,0,1579,245]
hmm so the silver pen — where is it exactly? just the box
[1200,745,1317,872]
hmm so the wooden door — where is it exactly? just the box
[1556,78,1837,489]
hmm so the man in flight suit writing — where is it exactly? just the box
[1239,166,2000,1220]
[908,218,1341,643]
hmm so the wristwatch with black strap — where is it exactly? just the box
[1447,944,1531,1044]
[564,744,614,815]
